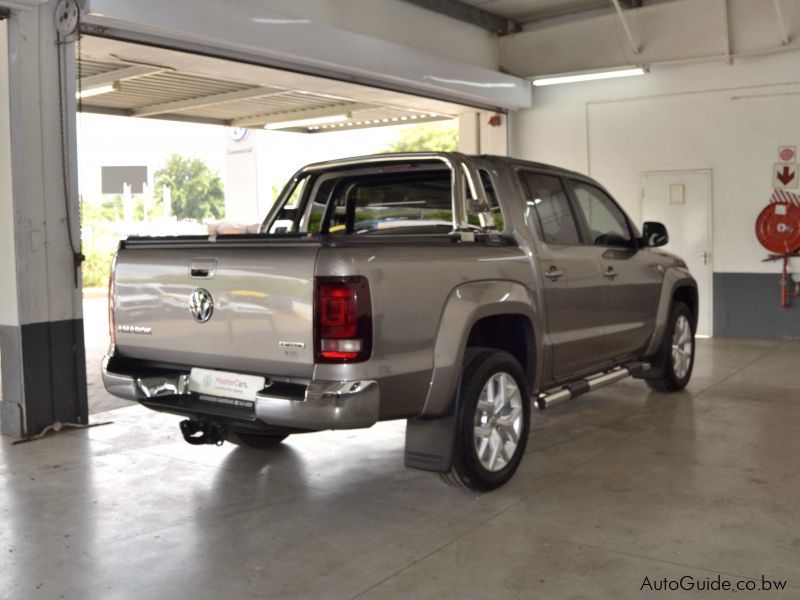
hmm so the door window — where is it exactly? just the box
[519,172,581,245]
[571,182,632,247]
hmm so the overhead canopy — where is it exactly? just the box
[78,36,470,133]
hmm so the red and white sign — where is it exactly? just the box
[778,146,796,163]
[773,163,798,189]
[771,188,800,206]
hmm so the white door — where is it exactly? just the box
[641,170,713,336]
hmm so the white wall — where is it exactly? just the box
[0,19,19,327]
[458,111,508,156]
[510,49,800,275]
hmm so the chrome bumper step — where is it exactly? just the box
[537,362,650,410]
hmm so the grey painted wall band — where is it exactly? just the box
[714,273,800,338]
[0,318,88,438]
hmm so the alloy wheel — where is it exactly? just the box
[473,371,524,472]
[671,314,693,379]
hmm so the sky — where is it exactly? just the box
[77,113,454,217]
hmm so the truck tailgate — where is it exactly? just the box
[112,238,319,378]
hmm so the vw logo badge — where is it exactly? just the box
[189,289,214,323]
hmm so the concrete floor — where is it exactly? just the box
[1,338,799,599]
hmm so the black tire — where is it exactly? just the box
[646,302,695,393]
[443,348,531,492]
[226,431,290,448]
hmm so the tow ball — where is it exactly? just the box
[179,420,226,446]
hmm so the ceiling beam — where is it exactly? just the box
[231,103,375,128]
[79,65,167,89]
[772,0,790,45]
[398,0,520,34]
[611,0,640,54]
[78,104,230,126]
[133,86,291,118]
[721,0,732,64]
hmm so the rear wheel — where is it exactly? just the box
[226,431,290,448]
[443,348,530,491]
[646,302,695,392]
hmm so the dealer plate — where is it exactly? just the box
[189,368,265,402]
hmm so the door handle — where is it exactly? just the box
[545,267,564,282]
[699,251,710,265]
[604,266,619,280]
[190,259,217,279]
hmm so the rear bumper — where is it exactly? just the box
[101,355,380,430]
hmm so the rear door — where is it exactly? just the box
[567,180,662,361]
[517,170,607,380]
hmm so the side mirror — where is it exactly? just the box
[641,221,668,247]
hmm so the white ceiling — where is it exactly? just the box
[77,36,470,133]
[462,0,677,24]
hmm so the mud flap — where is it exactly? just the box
[404,412,456,473]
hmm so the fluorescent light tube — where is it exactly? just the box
[532,67,646,87]
[76,82,119,99]
[264,114,348,130]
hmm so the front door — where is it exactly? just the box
[568,179,662,361]
[641,170,712,336]
[517,170,607,380]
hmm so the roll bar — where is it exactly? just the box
[260,152,494,236]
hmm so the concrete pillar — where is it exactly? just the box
[458,110,509,156]
[0,2,87,438]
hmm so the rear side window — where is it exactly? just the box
[519,171,581,245]
[570,181,632,247]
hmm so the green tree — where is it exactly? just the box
[154,154,224,220]
[384,121,458,153]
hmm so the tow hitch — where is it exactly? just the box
[179,419,226,445]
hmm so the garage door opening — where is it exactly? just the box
[76,35,471,413]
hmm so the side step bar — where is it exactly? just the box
[537,362,650,410]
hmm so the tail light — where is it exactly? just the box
[314,276,372,363]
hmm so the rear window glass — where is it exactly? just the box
[269,167,455,235]
[325,170,453,235]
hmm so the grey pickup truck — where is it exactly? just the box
[103,152,697,491]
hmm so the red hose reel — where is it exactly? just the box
[756,202,800,307]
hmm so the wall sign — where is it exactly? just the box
[773,163,798,189]
[226,127,249,143]
[778,146,796,163]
